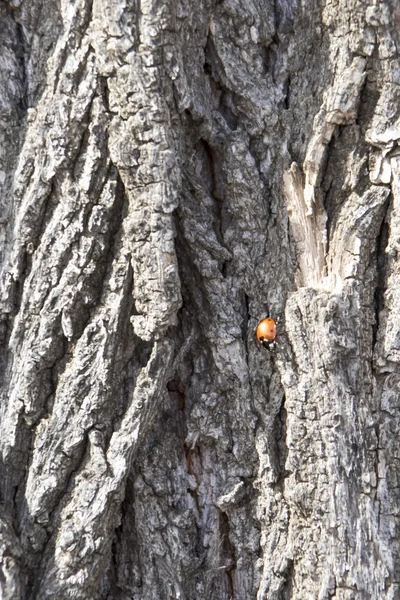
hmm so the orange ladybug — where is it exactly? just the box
[256,318,277,348]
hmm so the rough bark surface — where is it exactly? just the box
[0,0,399,598]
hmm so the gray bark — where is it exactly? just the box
[0,0,399,598]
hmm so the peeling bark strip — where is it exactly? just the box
[0,0,400,599]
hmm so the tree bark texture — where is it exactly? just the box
[0,0,399,598]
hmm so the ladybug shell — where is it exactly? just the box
[256,318,277,343]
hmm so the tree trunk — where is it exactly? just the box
[0,0,399,598]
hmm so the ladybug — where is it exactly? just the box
[256,317,277,349]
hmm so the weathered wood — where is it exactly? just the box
[0,0,399,598]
